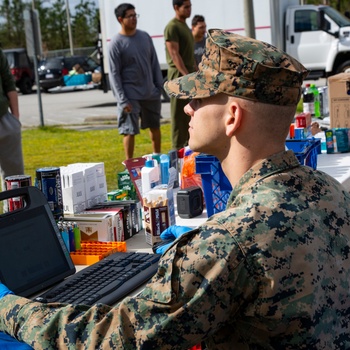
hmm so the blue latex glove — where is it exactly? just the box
[0,283,13,300]
[156,225,192,254]
[0,332,33,349]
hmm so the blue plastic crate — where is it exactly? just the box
[63,74,92,86]
[195,154,232,217]
[195,140,321,217]
[285,138,321,170]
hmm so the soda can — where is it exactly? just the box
[5,175,32,212]
[295,114,306,128]
[35,167,63,220]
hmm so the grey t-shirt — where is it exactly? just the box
[194,37,206,66]
[108,30,163,108]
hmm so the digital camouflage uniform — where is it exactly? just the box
[1,30,350,349]
[0,150,350,349]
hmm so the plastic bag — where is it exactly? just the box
[180,148,203,190]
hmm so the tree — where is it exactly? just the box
[0,0,99,51]
[72,0,99,48]
[44,0,69,50]
[0,0,28,47]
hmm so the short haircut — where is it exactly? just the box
[192,15,205,26]
[173,0,186,7]
[115,3,135,19]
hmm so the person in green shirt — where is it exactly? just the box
[164,0,195,150]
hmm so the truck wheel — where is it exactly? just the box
[19,76,33,94]
[336,60,350,74]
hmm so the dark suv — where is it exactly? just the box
[38,55,99,92]
[3,48,34,94]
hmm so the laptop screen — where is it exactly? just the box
[0,188,76,297]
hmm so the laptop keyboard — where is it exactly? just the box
[33,251,161,306]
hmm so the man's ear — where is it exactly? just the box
[225,100,241,137]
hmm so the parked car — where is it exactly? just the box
[38,55,99,92]
[3,48,34,94]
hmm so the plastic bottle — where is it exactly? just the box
[302,84,314,115]
[160,154,170,185]
[141,157,160,196]
[309,83,321,118]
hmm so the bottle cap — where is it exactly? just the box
[145,157,154,167]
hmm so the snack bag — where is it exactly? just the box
[180,148,203,190]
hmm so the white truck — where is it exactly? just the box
[99,0,350,91]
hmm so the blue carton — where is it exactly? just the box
[63,74,92,86]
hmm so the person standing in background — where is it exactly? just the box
[108,3,163,160]
[164,0,195,150]
[0,49,24,193]
[192,15,207,68]
[1,30,350,350]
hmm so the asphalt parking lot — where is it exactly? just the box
[18,87,171,129]
[18,78,325,129]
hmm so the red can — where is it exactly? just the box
[295,114,306,128]
[5,175,32,212]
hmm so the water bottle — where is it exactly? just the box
[309,84,321,118]
[302,84,314,115]
[160,154,170,185]
[141,157,160,196]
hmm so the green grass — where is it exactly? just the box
[22,99,303,191]
[22,123,172,191]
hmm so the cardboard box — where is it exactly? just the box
[143,204,169,246]
[60,167,86,214]
[65,213,114,242]
[122,157,146,201]
[82,208,125,242]
[87,200,143,240]
[64,163,107,208]
[92,72,102,83]
[328,73,350,128]
[117,169,137,200]
[143,168,177,246]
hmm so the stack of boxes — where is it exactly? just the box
[60,162,107,214]
[60,162,142,244]
[55,149,188,251]
[324,73,350,153]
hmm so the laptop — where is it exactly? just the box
[0,186,76,298]
[0,186,160,305]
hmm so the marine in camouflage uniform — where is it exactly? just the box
[1,29,350,349]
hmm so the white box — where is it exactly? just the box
[60,167,86,214]
[66,163,107,207]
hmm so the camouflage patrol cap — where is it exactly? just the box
[164,29,309,106]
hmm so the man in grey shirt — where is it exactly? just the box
[108,3,163,159]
